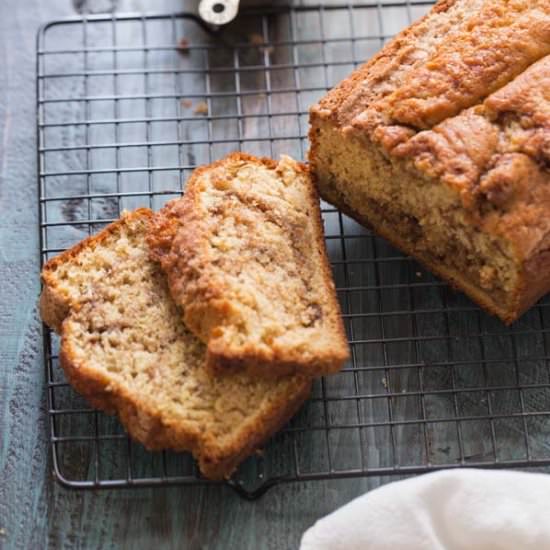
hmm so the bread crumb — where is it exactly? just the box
[248,33,274,55]
[0,528,6,536]
[415,271,422,278]
[181,99,193,109]
[479,265,496,289]
[249,33,264,46]
[194,101,209,116]
[177,37,190,53]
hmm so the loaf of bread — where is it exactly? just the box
[309,0,550,323]
[40,209,311,480]
[148,153,349,378]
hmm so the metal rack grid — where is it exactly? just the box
[37,4,550,499]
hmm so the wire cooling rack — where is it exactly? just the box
[37,3,550,499]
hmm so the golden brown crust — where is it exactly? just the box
[40,209,311,480]
[148,152,349,378]
[379,1,550,129]
[313,0,459,126]
[315,0,550,132]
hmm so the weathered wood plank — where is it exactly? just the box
[0,0,69,548]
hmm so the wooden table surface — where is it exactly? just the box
[5,0,550,548]
[0,1,395,548]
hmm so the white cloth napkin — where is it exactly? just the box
[300,469,550,550]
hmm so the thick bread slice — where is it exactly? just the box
[40,209,311,480]
[148,153,349,378]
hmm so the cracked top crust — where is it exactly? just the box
[311,0,550,262]
[389,55,550,261]
[314,0,550,132]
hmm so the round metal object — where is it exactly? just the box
[198,0,240,26]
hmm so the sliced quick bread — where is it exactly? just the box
[309,1,550,324]
[40,208,311,480]
[148,153,349,378]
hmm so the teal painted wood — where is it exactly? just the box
[0,0,63,547]
[0,1,391,548]
[3,0,550,548]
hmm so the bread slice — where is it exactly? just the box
[40,209,311,480]
[148,153,349,378]
[309,0,550,323]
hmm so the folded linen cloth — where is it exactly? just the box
[300,469,550,550]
